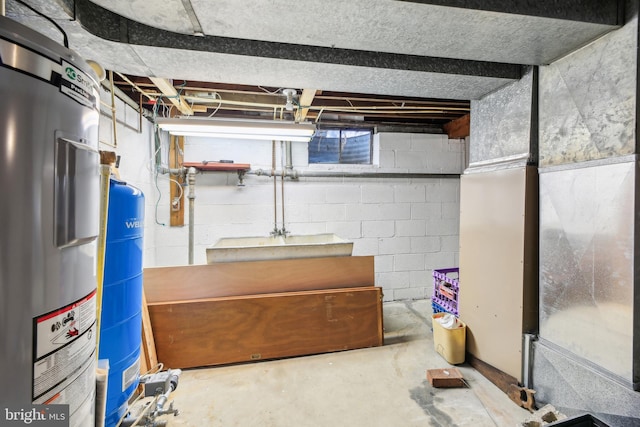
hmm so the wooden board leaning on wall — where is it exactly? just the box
[143,256,382,368]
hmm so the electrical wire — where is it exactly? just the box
[169,177,184,200]
[258,85,283,95]
[148,142,163,172]
[154,170,166,227]
[13,0,69,48]
[141,362,164,377]
[150,96,169,227]
[172,134,179,167]
[207,92,223,117]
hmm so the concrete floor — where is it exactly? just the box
[164,300,530,427]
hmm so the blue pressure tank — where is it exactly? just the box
[99,179,145,427]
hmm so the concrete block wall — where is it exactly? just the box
[163,132,464,301]
[96,97,463,301]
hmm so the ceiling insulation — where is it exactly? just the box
[5,0,622,131]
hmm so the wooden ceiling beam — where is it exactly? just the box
[316,92,470,106]
[149,77,194,116]
[443,113,471,138]
[296,89,317,122]
[114,73,469,127]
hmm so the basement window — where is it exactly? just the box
[309,129,372,164]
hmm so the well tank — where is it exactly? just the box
[99,179,145,427]
[0,15,101,427]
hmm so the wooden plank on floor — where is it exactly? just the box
[148,287,383,369]
[144,256,375,303]
[465,352,519,395]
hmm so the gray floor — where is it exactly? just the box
[164,300,529,427]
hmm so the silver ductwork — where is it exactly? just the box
[538,156,636,384]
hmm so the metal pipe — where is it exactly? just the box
[249,169,460,179]
[522,334,536,389]
[174,94,469,115]
[281,165,286,235]
[157,166,185,175]
[271,140,278,235]
[280,141,286,234]
[187,167,196,265]
[157,369,181,412]
[285,141,293,171]
[109,70,118,147]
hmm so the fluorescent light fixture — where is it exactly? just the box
[156,118,315,142]
[170,132,312,142]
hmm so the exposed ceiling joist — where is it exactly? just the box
[6,0,620,115]
[6,0,614,131]
[443,113,470,138]
[149,77,194,116]
[296,89,317,122]
[112,76,469,129]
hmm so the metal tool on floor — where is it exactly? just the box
[119,369,182,427]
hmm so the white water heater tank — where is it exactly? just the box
[0,16,101,427]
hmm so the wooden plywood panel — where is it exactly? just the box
[148,287,383,368]
[144,256,374,303]
[459,166,534,381]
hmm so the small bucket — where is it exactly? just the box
[432,313,466,364]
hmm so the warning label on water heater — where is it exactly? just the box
[32,290,97,402]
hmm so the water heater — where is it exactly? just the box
[0,16,101,427]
